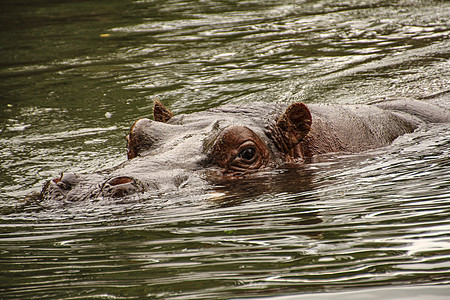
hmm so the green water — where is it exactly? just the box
[1,0,449,299]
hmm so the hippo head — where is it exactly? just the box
[39,100,312,203]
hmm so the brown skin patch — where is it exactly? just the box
[153,99,174,123]
[126,118,154,160]
[108,176,133,186]
[126,124,139,160]
[211,126,271,174]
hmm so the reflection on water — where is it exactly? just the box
[1,0,450,299]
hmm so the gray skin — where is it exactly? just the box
[39,99,450,203]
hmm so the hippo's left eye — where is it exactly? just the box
[229,142,261,172]
[238,146,256,162]
[211,125,270,174]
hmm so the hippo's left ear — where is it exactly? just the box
[153,100,174,123]
[276,102,312,150]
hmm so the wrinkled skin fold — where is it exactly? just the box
[39,99,450,203]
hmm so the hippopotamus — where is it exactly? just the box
[39,99,450,203]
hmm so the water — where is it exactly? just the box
[1,0,449,299]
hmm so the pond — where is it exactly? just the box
[1,0,449,299]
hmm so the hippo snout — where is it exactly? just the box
[40,173,148,202]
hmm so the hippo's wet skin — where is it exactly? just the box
[40,99,450,203]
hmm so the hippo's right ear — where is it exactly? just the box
[276,102,312,150]
[153,100,174,123]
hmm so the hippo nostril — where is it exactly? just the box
[57,181,69,190]
[101,176,142,198]
[107,176,133,186]
[53,173,78,190]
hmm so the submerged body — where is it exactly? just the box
[39,99,450,203]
